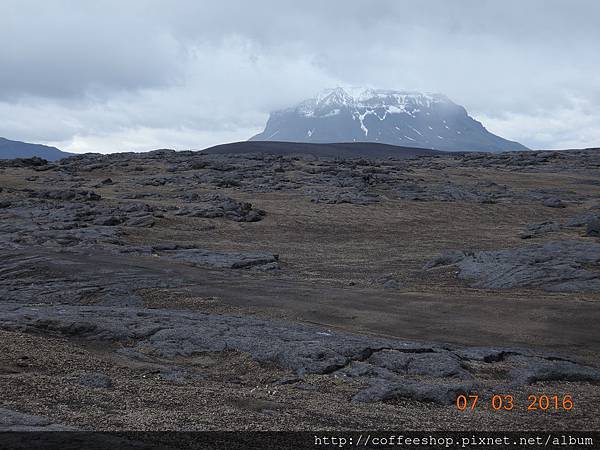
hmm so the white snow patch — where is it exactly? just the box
[408,125,423,136]
[353,110,372,136]
[266,130,280,140]
[323,109,341,117]
[375,110,388,121]
[387,105,409,115]
[294,87,447,119]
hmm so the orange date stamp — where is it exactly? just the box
[456,394,574,412]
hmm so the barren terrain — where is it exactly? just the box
[1,145,599,431]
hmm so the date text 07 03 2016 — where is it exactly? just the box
[456,393,574,412]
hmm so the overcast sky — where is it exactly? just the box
[2,0,599,153]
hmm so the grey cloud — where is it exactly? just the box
[1,1,185,99]
[0,0,598,152]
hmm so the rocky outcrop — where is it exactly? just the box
[426,240,600,292]
[1,303,598,405]
[0,408,76,431]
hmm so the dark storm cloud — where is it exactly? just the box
[1,0,598,152]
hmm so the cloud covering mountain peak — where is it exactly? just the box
[251,87,528,152]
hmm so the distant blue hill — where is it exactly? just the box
[0,137,73,161]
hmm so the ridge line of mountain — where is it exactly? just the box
[0,137,73,161]
[250,87,529,152]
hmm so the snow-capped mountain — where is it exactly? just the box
[250,87,528,152]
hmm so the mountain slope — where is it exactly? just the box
[203,141,447,158]
[250,87,528,152]
[0,137,72,161]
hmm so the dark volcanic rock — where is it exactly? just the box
[124,215,156,228]
[510,359,600,385]
[542,197,565,208]
[311,190,379,205]
[587,218,600,237]
[427,240,600,292]
[519,221,562,239]
[2,144,600,413]
[373,275,402,290]
[352,380,477,405]
[203,141,447,159]
[0,252,182,306]
[160,248,279,270]
[566,213,598,228]
[0,408,76,431]
[4,156,49,167]
[1,302,597,405]
[368,350,471,379]
[79,372,113,388]
[175,195,266,222]
[397,180,511,203]
[93,215,126,226]
[382,279,401,290]
[423,250,467,269]
[31,189,101,202]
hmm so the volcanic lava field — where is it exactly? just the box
[1,144,599,431]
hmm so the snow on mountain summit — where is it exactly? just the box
[250,87,528,152]
[297,87,448,118]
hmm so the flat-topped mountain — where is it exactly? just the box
[0,137,72,161]
[250,87,528,152]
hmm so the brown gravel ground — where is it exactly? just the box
[1,330,598,431]
[1,153,599,431]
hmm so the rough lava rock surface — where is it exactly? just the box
[427,241,600,292]
[1,302,599,405]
